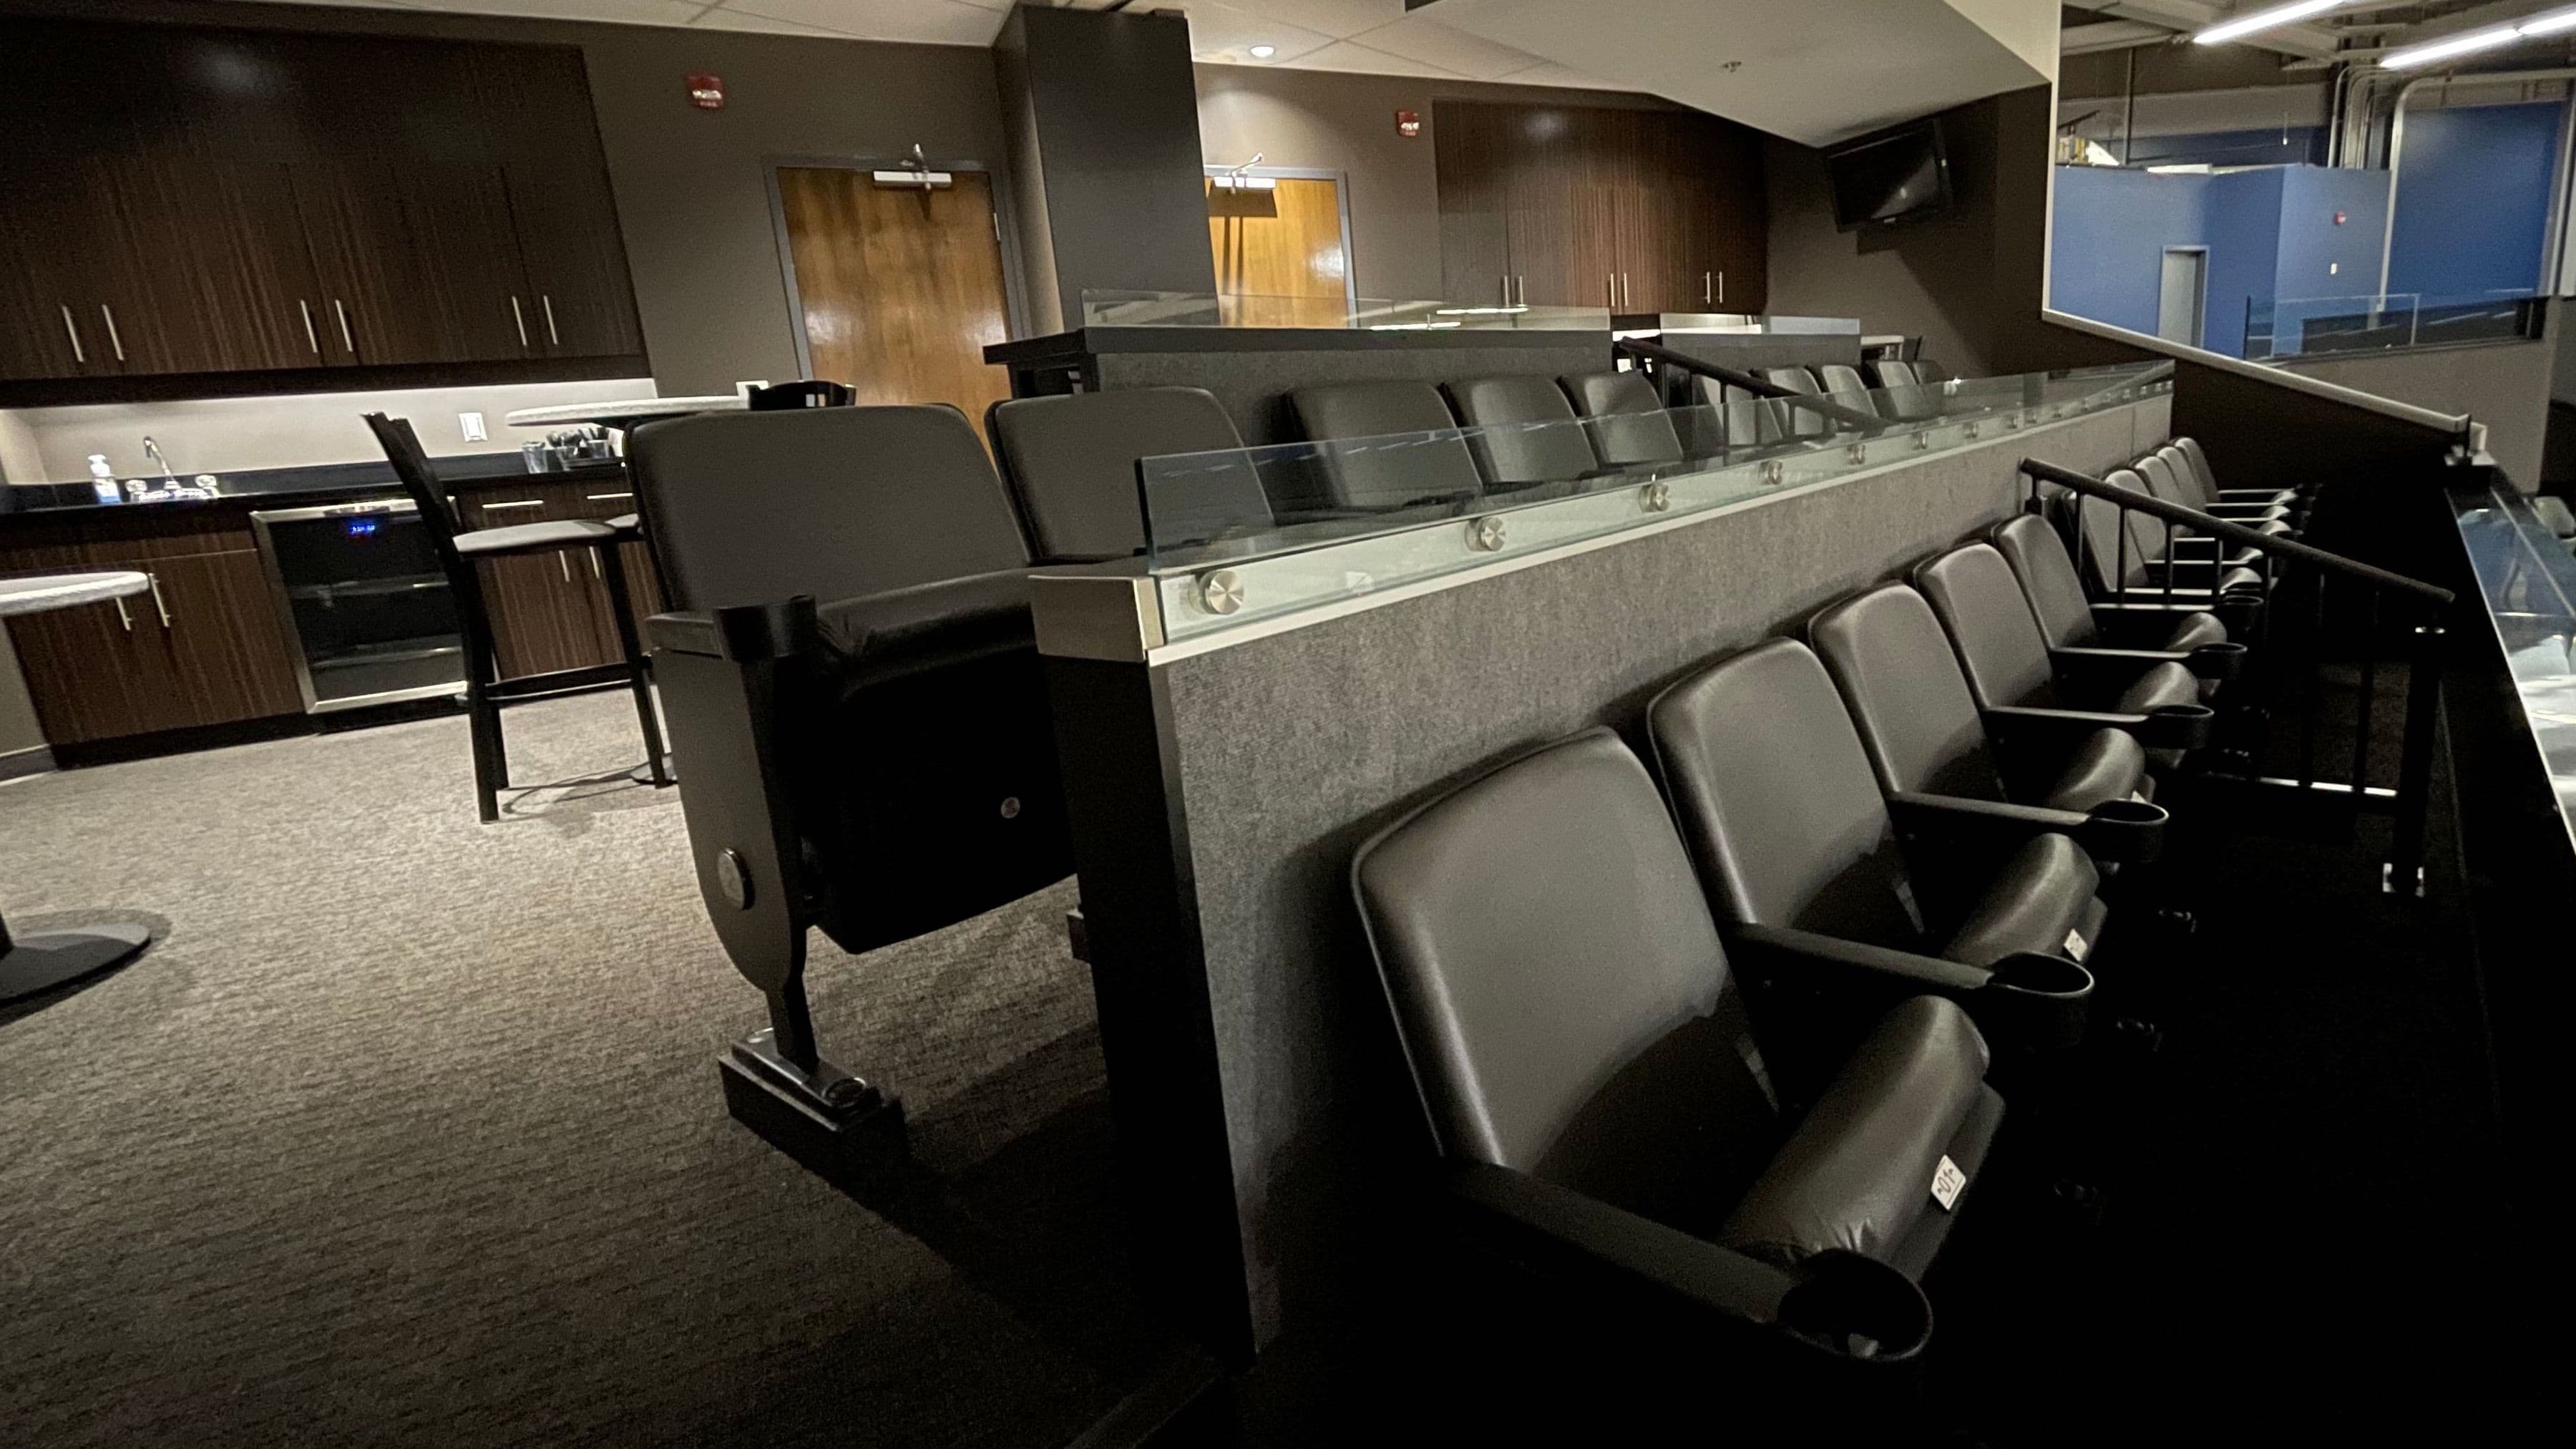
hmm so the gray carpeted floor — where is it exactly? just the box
[0,694,1141,1447]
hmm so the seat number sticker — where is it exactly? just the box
[2064,929,2089,961]
[1930,1155,1966,1211]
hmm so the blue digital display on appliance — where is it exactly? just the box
[346,517,380,537]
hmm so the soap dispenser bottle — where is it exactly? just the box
[88,454,121,505]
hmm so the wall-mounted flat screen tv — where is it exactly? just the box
[1825,119,1953,233]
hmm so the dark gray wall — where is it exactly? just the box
[2283,331,2557,489]
[0,0,1013,398]
[1000,5,1216,334]
[1106,395,2170,1352]
[1192,65,1679,306]
[0,633,42,764]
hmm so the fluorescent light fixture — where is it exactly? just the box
[2147,163,2214,174]
[1249,44,1276,59]
[2517,9,2576,38]
[2195,1,2347,47]
[2382,19,2545,69]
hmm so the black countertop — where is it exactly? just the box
[1,452,626,527]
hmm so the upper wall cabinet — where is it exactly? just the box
[0,19,648,404]
[1433,102,1767,317]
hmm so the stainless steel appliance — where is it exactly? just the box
[250,498,466,713]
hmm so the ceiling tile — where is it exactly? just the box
[1271,37,1465,81]
[1177,3,1337,64]
[1238,0,1405,40]
[376,0,709,24]
[688,6,852,37]
[717,0,1006,44]
[1345,12,1543,80]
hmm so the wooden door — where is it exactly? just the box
[776,167,1013,419]
[1206,176,1350,327]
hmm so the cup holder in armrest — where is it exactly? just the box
[2142,702,2214,751]
[2187,640,2248,680]
[1775,1250,1933,1364]
[2078,796,2167,864]
[1973,950,2097,1051]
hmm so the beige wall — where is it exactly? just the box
[1191,65,1674,306]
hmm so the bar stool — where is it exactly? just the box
[364,414,670,822]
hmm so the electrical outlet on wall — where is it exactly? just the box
[459,411,487,442]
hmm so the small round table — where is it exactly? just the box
[1,571,156,1003]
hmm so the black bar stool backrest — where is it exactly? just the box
[747,379,854,411]
[361,413,467,577]
[630,403,1031,610]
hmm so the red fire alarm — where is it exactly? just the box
[686,73,725,110]
[2333,210,2347,225]
[1395,109,1421,139]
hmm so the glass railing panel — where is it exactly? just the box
[1078,289,1614,331]
[2248,291,2544,361]
[2454,487,2576,839]
[1133,362,2174,643]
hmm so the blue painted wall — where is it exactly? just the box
[2201,168,2283,358]
[2050,166,2212,336]
[2387,102,2564,303]
[2270,166,2391,351]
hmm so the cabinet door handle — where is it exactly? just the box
[510,296,530,349]
[300,300,321,355]
[100,305,126,363]
[59,305,87,364]
[587,548,601,579]
[1607,273,1616,308]
[542,294,560,347]
[1718,270,1725,306]
[1704,271,1712,306]
[585,492,633,502]
[335,299,355,354]
[113,595,132,632]
[558,552,572,583]
[147,572,171,630]
[480,499,544,512]
[1514,275,1525,307]
[1501,274,1509,307]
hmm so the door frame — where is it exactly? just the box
[2156,245,2210,349]
[1200,165,1360,315]
[763,154,1032,383]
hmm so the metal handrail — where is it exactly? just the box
[2019,454,2450,897]
[2018,458,2453,605]
[1610,338,1883,429]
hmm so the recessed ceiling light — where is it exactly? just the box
[1249,45,1277,59]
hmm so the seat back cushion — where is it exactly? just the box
[1352,728,1780,1220]
[1868,360,1918,388]
[1815,364,1880,418]
[1649,640,1924,948]
[1445,374,1601,487]
[2107,466,2180,566]
[630,404,1032,610]
[1289,381,1484,509]
[2172,436,2222,502]
[1761,367,1833,436]
[2133,452,2197,512]
[1810,585,2008,801]
[986,387,1262,561]
[1559,369,1687,466]
[1912,544,2059,710]
[1991,513,2099,650]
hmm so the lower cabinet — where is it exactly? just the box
[4,547,304,744]
[456,477,654,680]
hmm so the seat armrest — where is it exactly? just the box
[645,598,821,663]
[1984,703,2210,752]
[1728,924,2090,1053]
[1885,789,2092,841]
[2049,640,2245,686]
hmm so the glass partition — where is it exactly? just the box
[2246,292,2543,361]
[1079,288,1613,331]
[1135,363,2175,643]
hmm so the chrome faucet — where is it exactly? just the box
[142,436,177,489]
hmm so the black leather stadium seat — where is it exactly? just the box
[985,386,1269,561]
[2143,447,2288,525]
[1444,374,1608,488]
[1815,364,1880,419]
[1760,368,1833,439]
[1352,726,2005,1301]
[2172,436,2295,508]
[1649,639,2102,1052]
[1911,543,2214,774]
[1988,514,2243,673]
[1809,583,2203,819]
[1558,369,1690,466]
[632,404,1071,1102]
[1289,381,1485,511]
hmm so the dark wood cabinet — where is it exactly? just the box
[1,542,303,746]
[0,17,647,403]
[1434,101,1767,316]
